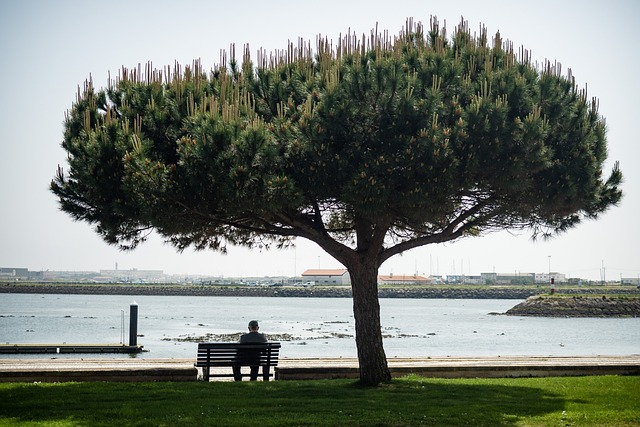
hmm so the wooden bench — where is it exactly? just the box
[195,342,281,381]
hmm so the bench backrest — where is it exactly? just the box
[196,342,281,367]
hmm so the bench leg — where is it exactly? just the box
[232,365,242,381]
[262,366,271,381]
[203,366,210,382]
[249,366,260,381]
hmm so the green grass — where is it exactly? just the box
[1,376,638,426]
[538,293,640,299]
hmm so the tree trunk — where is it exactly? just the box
[348,259,392,385]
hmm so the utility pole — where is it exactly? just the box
[548,255,554,294]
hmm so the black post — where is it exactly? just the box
[129,301,138,346]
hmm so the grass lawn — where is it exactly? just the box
[0,375,638,426]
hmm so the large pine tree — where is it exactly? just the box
[52,18,622,385]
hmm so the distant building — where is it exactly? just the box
[99,269,165,283]
[446,274,484,285]
[534,272,567,284]
[428,275,445,284]
[378,274,430,286]
[44,270,102,282]
[621,277,640,286]
[301,269,432,286]
[301,269,350,285]
[0,267,29,280]
[481,272,536,285]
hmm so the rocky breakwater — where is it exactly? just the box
[506,295,640,317]
[0,283,539,299]
[2,282,637,300]
[377,287,537,299]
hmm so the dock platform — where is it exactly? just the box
[0,344,143,354]
[0,358,196,382]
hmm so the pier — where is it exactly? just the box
[0,344,143,354]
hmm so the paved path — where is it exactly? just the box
[3,355,636,369]
[1,355,639,382]
[276,355,640,380]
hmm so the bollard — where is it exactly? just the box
[129,301,139,346]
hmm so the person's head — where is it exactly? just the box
[248,320,259,331]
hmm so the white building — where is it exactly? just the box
[534,272,567,284]
[301,269,351,285]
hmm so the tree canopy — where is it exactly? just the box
[52,17,622,384]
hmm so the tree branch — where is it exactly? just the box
[379,199,495,264]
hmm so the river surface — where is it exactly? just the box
[1,294,639,359]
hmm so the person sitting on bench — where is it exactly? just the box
[233,320,267,381]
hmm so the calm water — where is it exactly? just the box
[1,293,638,359]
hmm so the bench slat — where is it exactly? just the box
[195,342,281,381]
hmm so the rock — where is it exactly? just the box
[506,295,640,317]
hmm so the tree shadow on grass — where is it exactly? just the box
[262,378,566,426]
[0,378,565,426]
[398,377,565,426]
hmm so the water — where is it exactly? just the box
[1,293,638,359]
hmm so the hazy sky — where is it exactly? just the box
[1,0,638,281]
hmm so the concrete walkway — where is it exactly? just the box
[0,358,197,382]
[0,355,638,382]
[276,355,640,380]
